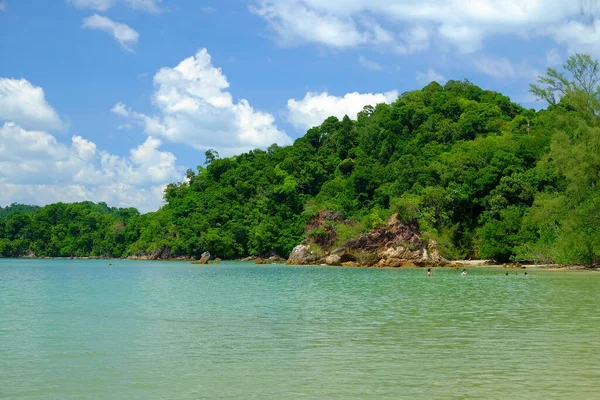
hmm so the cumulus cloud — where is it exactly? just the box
[113,48,293,156]
[287,90,398,130]
[0,78,63,131]
[416,69,446,85]
[82,14,139,51]
[251,0,600,55]
[0,122,181,212]
[67,0,162,12]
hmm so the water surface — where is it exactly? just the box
[1,259,599,399]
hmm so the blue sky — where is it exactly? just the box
[0,0,598,211]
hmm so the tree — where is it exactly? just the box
[530,53,600,120]
[204,149,220,165]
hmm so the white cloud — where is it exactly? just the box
[68,0,115,11]
[113,48,293,156]
[287,90,398,130]
[0,78,63,131]
[251,1,600,55]
[125,0,163,12]
[546,48,562,66]
[358,55,383,71]
[67,0,162,12]
[403,25,430,53]
[416,68,446,85]
[0,3,6,12]
[474,56,540,80]
[250,1,397,49]
[552,19,600,56]
[82,14,139,52]
[0,122,181,212]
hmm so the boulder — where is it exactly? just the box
[324,254,341,266]
[192,251,211,265]
[286,244,319,265]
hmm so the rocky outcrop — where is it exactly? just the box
[238,254,286,263]
[304,211,354,249]
[287,213,445,267]
[192,252,211,264]
[287,244,320,265]
[128,247,196,261]
[198,251,211,264]
[22,250,37,259]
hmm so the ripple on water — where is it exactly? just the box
[0,260,599,399]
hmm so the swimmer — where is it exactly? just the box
[427,268,434,278]
[524,272,528,276]
[506,272,509,276]
[461,269,467,277]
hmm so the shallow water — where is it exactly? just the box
[0,259,599,399]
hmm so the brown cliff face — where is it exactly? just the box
[287,212,445,267]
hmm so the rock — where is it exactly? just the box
[324,254,341,266]
[304,211,354,249]
[238,256,257,262]
[286,244,319,265]
[192,251,211,265]
[255,257,267,264]
[214,258,221,264]
[287,212,446,267]
[150,247,171,260]
[268,255,286,262]
[22,250,37,259]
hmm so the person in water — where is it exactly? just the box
[524,272,528,276]
[461,269,467,276]
[427,268,434,278]
[506,272,509,276]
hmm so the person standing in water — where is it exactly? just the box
[461,269,467,277]
[427,268,434,278]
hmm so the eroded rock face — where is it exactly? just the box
[304,210,354,249]
[287,213,446,267]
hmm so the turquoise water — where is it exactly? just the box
[0,259,599,399]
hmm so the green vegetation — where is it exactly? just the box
[2,54,600,266]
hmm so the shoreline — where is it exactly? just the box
[3,256,599,271]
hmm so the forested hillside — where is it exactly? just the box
[2,54,600,265]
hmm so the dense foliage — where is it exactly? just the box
[2,54,600,265]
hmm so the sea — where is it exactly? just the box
[1,259,599,399]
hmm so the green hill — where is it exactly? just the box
[2,54,600,266]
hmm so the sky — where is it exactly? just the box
[0,0,599,212]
